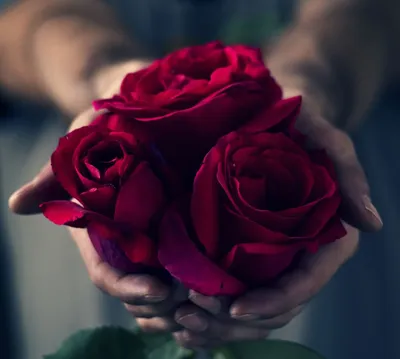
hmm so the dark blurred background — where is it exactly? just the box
[0,1,397,359]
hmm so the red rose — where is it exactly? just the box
[93,41,282,176]
[41,122,169,273]
[158,97,346,296]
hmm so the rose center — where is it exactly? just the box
[236,159,300,211]
[86,141,124,174]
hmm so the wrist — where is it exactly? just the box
[31,13,145,116]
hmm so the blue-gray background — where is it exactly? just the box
[0,1,396,359]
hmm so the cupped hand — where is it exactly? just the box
[8,61,188,333]
[174,223,358,347]
[174,94,381,347]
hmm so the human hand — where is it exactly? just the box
[173,223,358,348]
[8,61,188,333]
[173,92,381,347]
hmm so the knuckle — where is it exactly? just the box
[174,330,211,348]
[174,305,202,323]
[173,331,197,348]
[130,275,154,294]
[280,270,317,310]
[328,129,357,161]
[136,318,168,333]
[124,303,170,318]
[137,319,156,333]
[303,276,320,302]
[88,267,104,289]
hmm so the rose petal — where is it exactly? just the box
[295,192,341,238]
[237,176,266,208]
[114,162,165,229]
[229,45,264,64]
[136,65,165,101]
[221,242,300,286]
[231,178,305,234]
[80,185,117,216]
[220,206,287,248]
[73,131,106,187]
[89,223,145,273]
[82,157,101,180]
[117,232,160,267]
[308,216,347,250]
[240,96,302,134]
[51,127,96,199]
[92,113,146,140]
[209,66,233,87]
[40,200,111,228]
[120,67,149,101]
[159,205,246,296]
[191,147,222,257]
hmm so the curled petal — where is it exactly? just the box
[222,242,301,286]
[88,223,152,273]
[159,205,246,296]
[51,126,97,199]
[114,162,166,229]
[41,200,102,227]
[240,96,302,134]
[191,147,222,257]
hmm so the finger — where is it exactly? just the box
[124,302,176,319]
[8,108,99,215]
[9,162,68,214]
[230,224,359,320]
[296,110,382,232]
[69,226,171,304]
[124,283,188,317]
[137,317,180,333]
[188,291,228,316]
[68,107,99,131]
[175,305,269,339]
[173,331,218,348]
[173,326,269,348]
[231,305,304,329]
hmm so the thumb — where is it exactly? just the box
[296,109,382,232]
[9,108,99,215]
[8,162,68,215]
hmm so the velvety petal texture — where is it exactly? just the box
[42,123,169,272]
[159,98,346,296]
[42,43,346,296]
[93,41,283,177]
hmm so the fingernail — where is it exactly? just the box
[363,196,383,227]
[177,314,208,332]
[189,292,220,314]
[230,313,260,321]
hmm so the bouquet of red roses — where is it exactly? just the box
[41,41,346,297]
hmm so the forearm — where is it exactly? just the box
[0,0,146,116]
[267,0,396,129]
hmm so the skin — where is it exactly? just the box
[3,0,396,348]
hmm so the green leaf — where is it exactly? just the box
[213,340,325,359]
[140,332,194,359]
[43,326,145,359]
[44,327,194,359]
